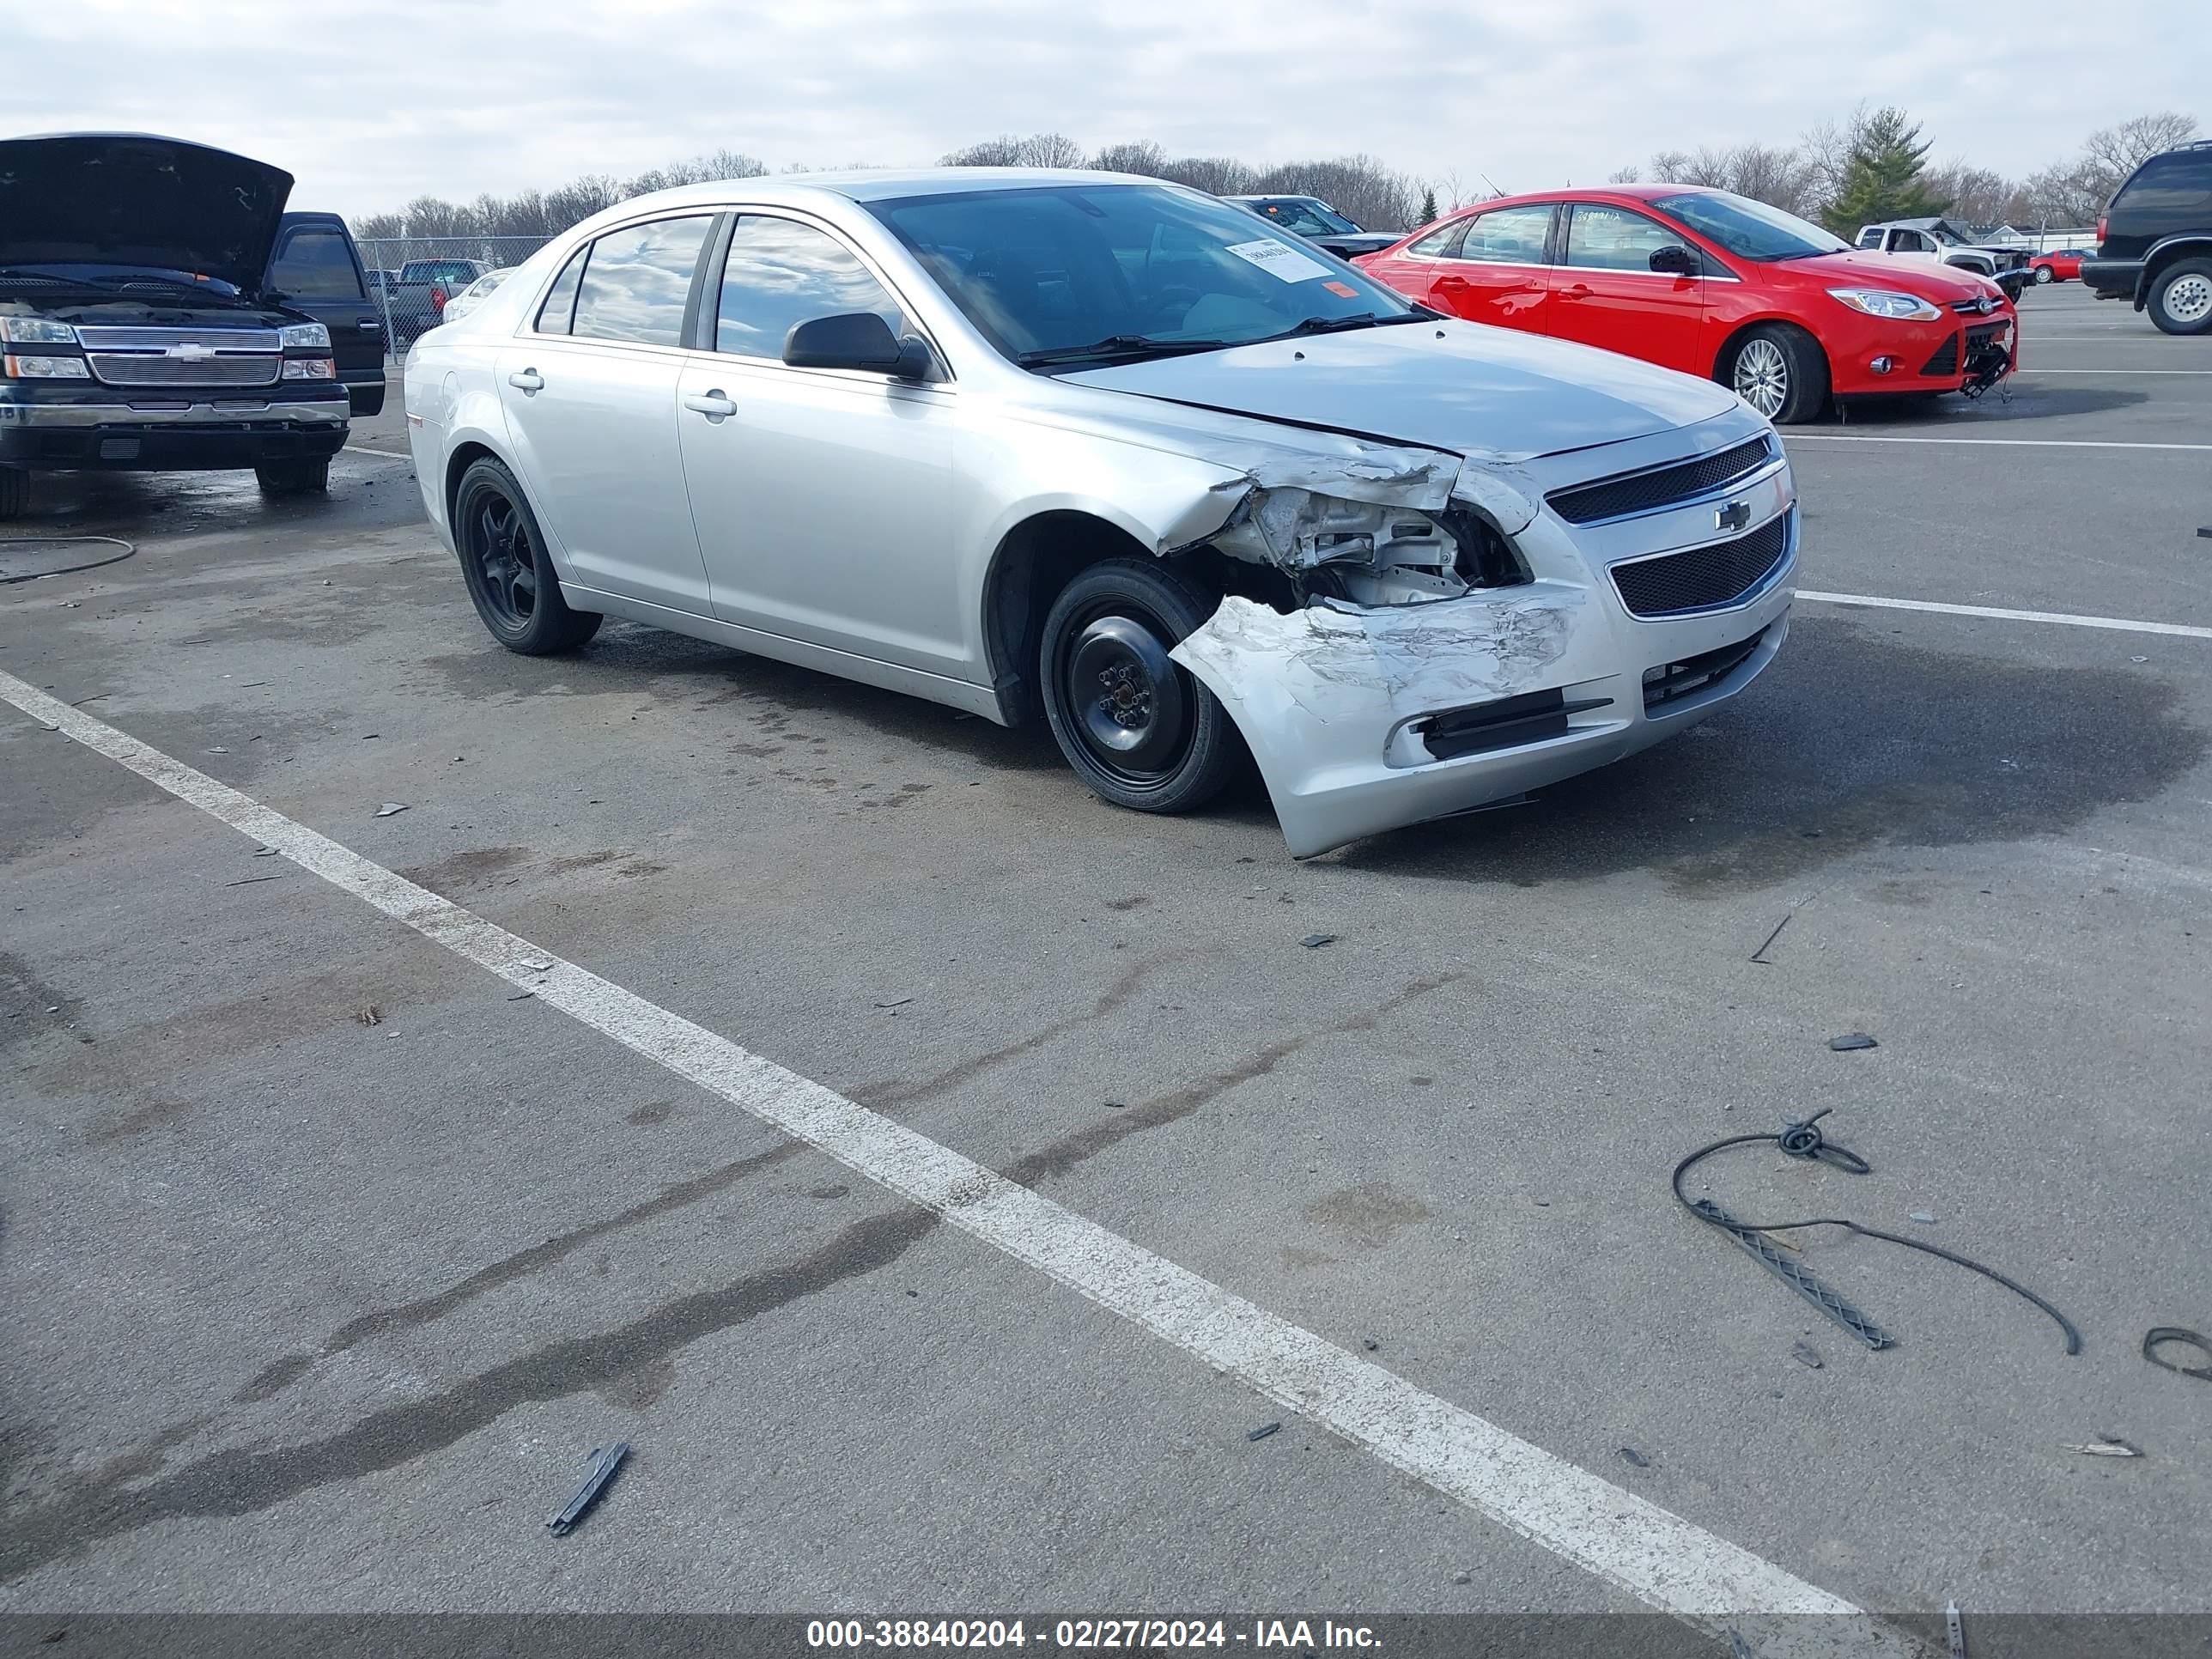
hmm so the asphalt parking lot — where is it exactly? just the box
[3,282,2209,1648]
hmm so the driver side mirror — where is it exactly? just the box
[1648,244,1698,276]
[783,311,935,381]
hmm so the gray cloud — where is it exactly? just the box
[12,0,2204,218]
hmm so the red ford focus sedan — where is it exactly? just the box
[1355,185,2016,422]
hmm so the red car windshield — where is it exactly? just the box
[1651,191,1850,262]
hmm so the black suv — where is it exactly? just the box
[2081,140,2212,334]
[0,133,352,519]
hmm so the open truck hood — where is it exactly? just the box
[0,132,293,295]
[1062,318,1741,463]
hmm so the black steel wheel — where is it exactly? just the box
[1039,557,1237,814]
[452,456,601,654]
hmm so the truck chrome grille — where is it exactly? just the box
[86,355,280,386]
[75,326,283,388]
[1611,512,1791,618]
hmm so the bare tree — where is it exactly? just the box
[1090,140,1169,177]
[941,132,1085,168]
[1153,155,1259,196]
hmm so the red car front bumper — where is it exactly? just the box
[1825,305,2017,397]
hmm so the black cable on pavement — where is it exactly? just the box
[0,535,136,585]
[1672,1108,2081,1356]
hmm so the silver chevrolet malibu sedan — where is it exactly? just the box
[405,169,1796,857]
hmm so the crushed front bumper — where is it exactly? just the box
[1173,491,1796,858]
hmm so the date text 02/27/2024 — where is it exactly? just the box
[805,1619,1382,1650]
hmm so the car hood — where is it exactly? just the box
[1316,232,1401,255]
[0,133,293,295]
[1788,250,2002,301]
[1060,319,1742,461]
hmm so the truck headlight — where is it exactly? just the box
[279,322,331,349]
[1827,288,1942,322]
[1,354,92,379]
[0,317,78,344]
[280,356,337,380]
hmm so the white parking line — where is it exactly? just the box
[1787,433,2212,452]
[1799,591,2212,640]
[0,663,1913,1656]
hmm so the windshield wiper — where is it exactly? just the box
[1017,334,1235,368]
[1264,313,1422,340]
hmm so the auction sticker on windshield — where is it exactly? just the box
[1224,239,1332,282]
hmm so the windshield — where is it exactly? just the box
[1652,191,1850,262]
[1251,198,1362,236]
[866,183,1423,368]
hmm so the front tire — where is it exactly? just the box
[452,456,602,654]
[255,457,330,496]
[1723,325,1829,424]
[2148,259,2212,336]
[1039,557,1237,815]
[2033,264,2055,284]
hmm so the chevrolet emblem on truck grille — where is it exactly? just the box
[168,343,217,361]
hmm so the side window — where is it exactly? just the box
[1451,204,1553,264]
[270,228,365,300]
[1565,204,1689,272]
[1407,222,1464,257]
[535,246,586,335]
[570,216,714,346]
[2124,151,2212,215]
[1894,230,1929,253]
[714,216,908,362]
[1856,228,1883,249]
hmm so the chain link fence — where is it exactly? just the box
[357,235,550,358]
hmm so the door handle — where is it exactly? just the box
[1561,283,1593,299]
[507,368,543,392]
[359,319,383,332]
[684,389,737,419]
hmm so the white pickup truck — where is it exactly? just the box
[1855,218,2031,301]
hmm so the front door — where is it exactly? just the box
[677,213,967,679]
[1424,203,1558,336]
[494,214,718,612]
[1547,203,1707,374]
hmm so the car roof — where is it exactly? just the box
[581,167,1180,217]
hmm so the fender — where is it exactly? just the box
[2133,233,2212,306]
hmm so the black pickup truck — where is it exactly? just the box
[266,210,388,416]
[0,132,353,519]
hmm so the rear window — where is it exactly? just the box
[270,228,364,300]
[2120,149,2212,211]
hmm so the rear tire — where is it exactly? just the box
[0,467,26,520]
[452,456,602,654]
[2033,264,2054,284]
[1723,325,1829,424]
[2148,259,2212,336]
[1039,557,1237,815]
[255,457,330,496]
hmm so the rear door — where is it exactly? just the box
[1425,203,1557,333]
[1547,202,1705,373]
[268,216,387,415]
[495,215,719,612]
[1358,219,1469,307]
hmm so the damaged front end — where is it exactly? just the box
[1161,438,1790,857]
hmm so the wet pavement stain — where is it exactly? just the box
[1304,1182,1431,1249]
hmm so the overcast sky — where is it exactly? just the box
[14,0,2205,219]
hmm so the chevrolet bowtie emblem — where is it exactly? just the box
[169,343,216,361]
[1715,500,1752,533]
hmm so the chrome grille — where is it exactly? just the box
[87,354,280,386]
[1611,512,1791,618]
[73,326,282,352]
